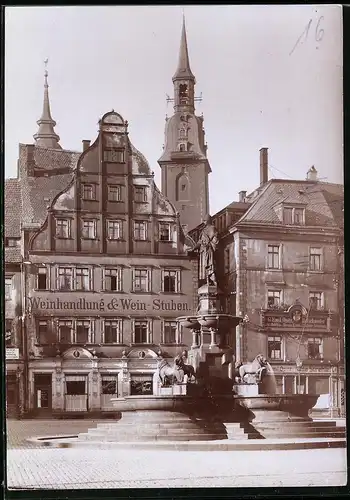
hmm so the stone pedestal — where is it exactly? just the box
[233,384,259,397]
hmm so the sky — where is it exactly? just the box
[5,5,343,215]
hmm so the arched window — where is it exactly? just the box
[176,173,190,201]
[178,143,186,152]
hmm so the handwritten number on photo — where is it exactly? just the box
[289,16,324,56]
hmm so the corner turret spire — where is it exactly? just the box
[173,15,196,83]
[33,60,62,149]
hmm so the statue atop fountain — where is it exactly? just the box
[193,214,219,286]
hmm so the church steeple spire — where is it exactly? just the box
[172,15,196,114]
[172,15,196,83]
[33,60,62,149]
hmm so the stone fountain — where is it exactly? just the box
[75,216,343,444]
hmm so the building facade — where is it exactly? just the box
[5,50,199,416]
[17,110,196,417]
[190,151,344,417]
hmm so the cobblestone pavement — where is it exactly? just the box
[6,418,114,449]
[6,447,347,489]
[5,420,348,489]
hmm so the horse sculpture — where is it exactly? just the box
[157,358,184,386]
[236,354,268,384]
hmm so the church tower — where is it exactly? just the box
[158,16,211,232]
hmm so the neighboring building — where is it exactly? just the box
[158,17,211,233]
[5,179,24,418]
[190,149,344,417]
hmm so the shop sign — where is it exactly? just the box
[29,296,190,313]
[6,348,20,360]
[264,315,328,329]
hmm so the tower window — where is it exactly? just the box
[176,173,190,201]
[179,84,188,98]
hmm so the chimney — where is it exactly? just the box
[239,190,247,202]
[260,147,268,186]
[306,166,318,181]
[82,140,91,152]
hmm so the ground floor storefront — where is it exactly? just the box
[272,364,345,418]
[25,346,159,417]
[6,362,24,419]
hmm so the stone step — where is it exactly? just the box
[257,431,346,439]
[83,426,223,437]
[78,433,227,442]
[97,421,216,430]
[251,420,337,428]
[254,425,346,434]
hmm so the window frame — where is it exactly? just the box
[283,206,305,225]
[75,319,94,344]
[267,244,281,270]
[5,278,12,300]
[37,319,49,344]
[133,319,151,344]
[82,183,96,201]
[307,336,324,360]
[81,219,97,240]
[55,218,71,239]
[161,268,181,293]
[108,184,122,202]
[309,247,323,272]
[133,221,147,241]
[102,267,122,292]
[132,268,151,293]
[107,219,123,240]
[267,335,284,360]
[309,291,324,310]
[159,222,172,242]
[162,320,178,344]
[103,319,123,344]
[36,266,49,290]
[58,319,74,344]
[134,186,147,203]
[267,289,282,308]
[56,266,93,291]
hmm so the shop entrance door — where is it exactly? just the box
[34,374,52,415]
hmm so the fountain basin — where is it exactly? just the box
[177,316,201,330]
[197,314,241,329]
[93,395,229,442]
[233,394,324,438]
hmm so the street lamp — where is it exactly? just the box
[296,356,303,394]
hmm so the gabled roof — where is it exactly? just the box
[238,179,343,228]
[5,178,22,238]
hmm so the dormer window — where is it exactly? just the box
[179,143,187,152]
[283,206,305,225]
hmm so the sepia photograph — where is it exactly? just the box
[4,4,346,491]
